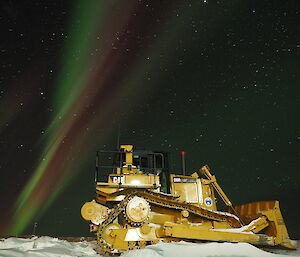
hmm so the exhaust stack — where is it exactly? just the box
[181,151,186,175]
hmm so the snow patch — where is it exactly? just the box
[212,218,262,233]
[0,236,298,257]
[122,241,298,257]
[0,236,100,257]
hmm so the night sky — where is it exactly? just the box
[0,0,299,239]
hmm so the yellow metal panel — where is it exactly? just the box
[170,175,199,203]
[108,174,160,187]
[149,212,175,225]
[200,183,217,211]
[173,182,198,203]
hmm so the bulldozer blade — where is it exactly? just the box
[233,200,296,249]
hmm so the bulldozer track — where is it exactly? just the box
[97,188,241,253]
[97,194,131,253]
[138,189,241,227]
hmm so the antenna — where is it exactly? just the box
[116,124,121,150]
[95,151,99,183]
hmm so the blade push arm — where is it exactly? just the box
[200,165,232,207]
[200,165,244,225]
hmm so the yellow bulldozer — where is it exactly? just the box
[81,144,295,253]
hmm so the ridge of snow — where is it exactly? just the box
[0,236,298,257]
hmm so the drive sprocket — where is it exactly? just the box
[124,196,150,226]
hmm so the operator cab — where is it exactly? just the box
[95,145,171,193]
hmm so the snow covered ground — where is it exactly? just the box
[0,237,99,257]
[122,241,300,257]
[0,236,299,257]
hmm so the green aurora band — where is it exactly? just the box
[9,0,185,235]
